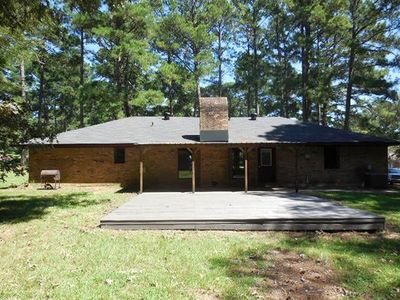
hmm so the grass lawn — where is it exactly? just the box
[312,190,400,231]
[0,178,399,299]
[0,172,28,189]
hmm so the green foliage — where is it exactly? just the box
[132,89,165,108]
[93,1,157,117]
[313,191,400,229]
[0,101,54,181]
[354,97,400,140]
[1,0,400,176]
[153,0,216,115]
[233,0,268,115]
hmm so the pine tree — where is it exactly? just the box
[209,0,235,97]
[156,0,215,116]
[93,1,157,117]
[67,0,101,127]
[233,0,267,116]
[264,0,299,118]
[343,0,400,130]
[0,0,56,179]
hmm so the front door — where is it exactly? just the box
[258,148,276,184]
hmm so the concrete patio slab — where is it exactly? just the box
[100,191,385,231]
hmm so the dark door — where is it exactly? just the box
[258,148,276,184]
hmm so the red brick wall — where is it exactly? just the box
[276,145,388,186]
[29,146,140,187]
[29,144,388,189]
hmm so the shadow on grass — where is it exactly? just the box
[209,232,400,299]
[279,232,400,298]
[0,192,104,224]
[0,184,23,190]
[209,245,271,298]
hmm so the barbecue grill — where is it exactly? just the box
[40,170,61,189]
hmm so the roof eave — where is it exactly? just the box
[23,140,400,147]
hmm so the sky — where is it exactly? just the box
[82,16,400,93]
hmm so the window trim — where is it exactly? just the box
[114,148,125,164]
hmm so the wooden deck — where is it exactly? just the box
[100,191,385,231]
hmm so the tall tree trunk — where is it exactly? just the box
[167,53,174,114]
[316,103,321,125]
[123,68,130,117]
[344,47,355,130]
[246,41,251,117]
[38,61,45,124]
[196,82,201,117]
[62,104,67,132]
[20,59,26,102]
[321,103,327,126]
[168,84,174,115]
[54,101,57,127]
[115,54,123,115]
[275,19,285,117]
[252,13,259,115]
[283,92,290,118]
[79,27,85,128]
[193,48,200,117]
[344,3,357,130]
[315,32,322,125]
[301,22,311,122]
[217,25,223,97]
[283,59,290,118]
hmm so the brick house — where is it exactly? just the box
[28,97,399,191]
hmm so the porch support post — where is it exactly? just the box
[139,147,144,194]
[244,148,248,193]
[187,148,195,193]
[139,161,143,193]
[295,146,299,193]
[192,159,196,193]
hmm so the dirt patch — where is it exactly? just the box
[0,228,16,243]
[195,289,221,300]
[308,230,399,243]
[262,249,347,300]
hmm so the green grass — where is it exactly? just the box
[312,191,400,230]
[0,184,277,299]
[0,181,399,299]
[277,232,400,299]
[301,191,400,298]
[0,172,28,188]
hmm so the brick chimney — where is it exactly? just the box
[199,97,229,142]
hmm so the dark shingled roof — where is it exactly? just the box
[29,116,399,146]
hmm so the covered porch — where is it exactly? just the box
[136,143,388,192]
[138,144,277,193]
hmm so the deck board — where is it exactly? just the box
[100,191,385,231]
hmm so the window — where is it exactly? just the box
[232,148,245,178]
[324,146,339,169]
[178,149,192,179]
[259,148,272,166]
[114,148,125,164]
